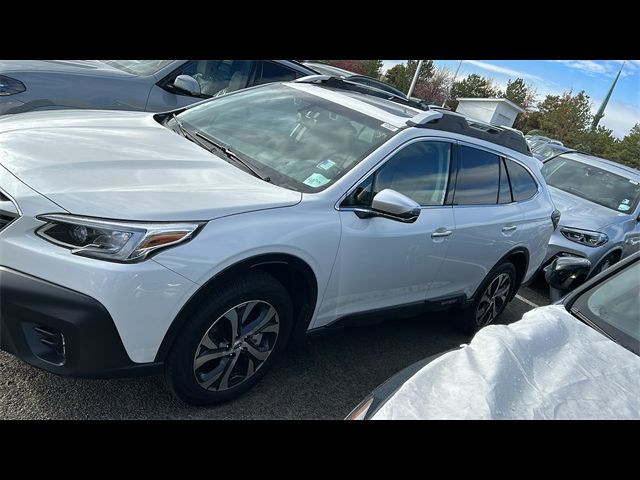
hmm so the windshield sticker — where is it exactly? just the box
[622,198,630,205]
[316,159,337,171]
[380,122,399,132]
[618,204,631,211]
[303,173,330,188]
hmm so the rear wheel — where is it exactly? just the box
[457,262,517,335]
[164,271,292,405]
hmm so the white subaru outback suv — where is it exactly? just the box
[0,76,558,404]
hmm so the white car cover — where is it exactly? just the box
[373,305,640,419]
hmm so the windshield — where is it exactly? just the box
[101,60,173,76]
[572,261,640,355]
[173,83,396,192]
[542,156,640,213]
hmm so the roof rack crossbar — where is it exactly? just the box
[413,113,532,155]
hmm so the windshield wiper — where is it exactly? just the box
[194,131,271,183]
[171,114,270,183]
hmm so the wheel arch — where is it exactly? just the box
[471,246,530,302]
[155,253,319,362]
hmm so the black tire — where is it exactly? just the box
[456,262,517,336]
[164,271,293,405]
[590,252,620,279]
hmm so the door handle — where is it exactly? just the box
[502,225,517,233]
[431,229,453,238]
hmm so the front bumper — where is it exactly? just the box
[0,267,161,378]
[543,228,609,272]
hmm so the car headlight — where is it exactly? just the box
[0,75,26,96]
[36,214,203,263]
[560,227,608,247]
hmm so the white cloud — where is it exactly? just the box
[463,60,545,82]
[553,60,635,78]
[592,99,640,139]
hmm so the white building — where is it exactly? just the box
[455,98,524,128]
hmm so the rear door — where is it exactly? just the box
[437,144,525,300]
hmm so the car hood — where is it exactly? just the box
[0,60,131,77]
[548,185,621,231]
[0,110,302,221]
[372,305,640,419]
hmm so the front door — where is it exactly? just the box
[314,139,456,327]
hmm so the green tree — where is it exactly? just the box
[537,91,593,148]
[448,74,499,108]
[383,60,435,95]
[581,125,617,157]
[607,124,640,168]
[501,78,536,109]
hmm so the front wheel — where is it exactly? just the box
[164,271,293,405]
[457,263,517,335]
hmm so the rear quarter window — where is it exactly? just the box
[506,159,538,201]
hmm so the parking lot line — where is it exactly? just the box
[514,294,540,309]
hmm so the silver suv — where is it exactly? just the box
[0,76,558,404]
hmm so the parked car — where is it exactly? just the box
[541,152,640,277]
[530,142,573,161]
[302,61,408,99]
[0,76,557,405]
[346,252,640,420]
[525,135,564,151]
[0,60,316,115]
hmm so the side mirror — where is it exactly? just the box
[544,256,591,301]
[172,75,201,96]
[355,189,420,223]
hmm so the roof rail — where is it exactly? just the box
[408,111,532,156]
[406,110,443,126]
[294,75,428,111]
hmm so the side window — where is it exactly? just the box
[453,146,500,205]
[498,157,513,204]
[255,61,301,85]
[173,60,253,97]
[505,159,538,201]
[343,141,452,207]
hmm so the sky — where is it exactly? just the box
[381,60,640,139]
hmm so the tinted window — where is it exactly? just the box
[256,61,301,85]
[572,261,640,355]
[506,159,538,201]
[343,141,451,207]
[498,158,512,204]
[453,146,500,205]
[176,60,253,97]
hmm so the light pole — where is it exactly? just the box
[407,60,423,98]
[442,60,463,107]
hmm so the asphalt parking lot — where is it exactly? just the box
[0,277,550,420]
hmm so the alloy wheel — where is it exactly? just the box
[475,273,511,328]
[193,300,280,391]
